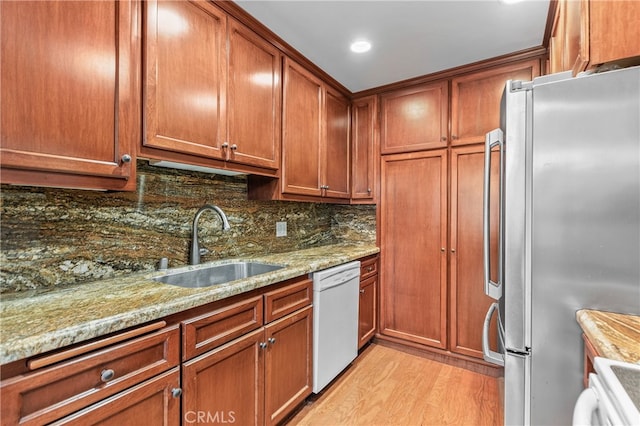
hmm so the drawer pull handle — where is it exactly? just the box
[172,388,182,398]
[268,337,276,345]
[259,342,268,349]
[101,369,115,382]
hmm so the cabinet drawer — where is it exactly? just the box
[182,295,263,360]
[264,277,313,323]
[360,256,378,280]
[0,325,180,426]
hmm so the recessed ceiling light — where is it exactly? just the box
[350,39,371,53]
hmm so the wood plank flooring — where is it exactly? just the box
[287,344,503,426]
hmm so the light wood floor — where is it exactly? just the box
[287,344,503,426]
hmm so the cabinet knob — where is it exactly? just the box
[171,388,182,398]
[120,154,131,164]
[221,142,229,149]
[360,289,365,294]
[100,369,115,382]
[367,188,371,193]
[451,248,456,253]
[259,342,268,349]
[367,266,373,272]
[452,135,458,140]
[268,337,276,345]
[441,248,445,252]
[230,144,238,151]
[441,136,447,142]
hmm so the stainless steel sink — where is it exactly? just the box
[153,262,284,288]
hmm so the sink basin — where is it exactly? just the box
[153,262,284,288]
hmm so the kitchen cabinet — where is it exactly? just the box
[449,145,499,359]
[0,0,140,191]
[380,81,448,154]
[549,0,640,76]
[250,58,351,202]
[51,368,181,426]
[180,277,313,426]
[358,255,379,349]
[141,0,280,175]
[281,58,350,200]
[0,324,180,425]
[380,150,448,349]
[379,146,500,362]
[450,59,540,146]
[351,95,379,203]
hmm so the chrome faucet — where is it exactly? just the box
[190,204,231,265]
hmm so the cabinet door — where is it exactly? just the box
[227,18,281,170]
[351,95,378,202]
[450,59,540,146]
[51,368,180,426]
[323,88,351,199]
[0,0,138,191]
[380,150,448,349]
[380,81,448,154]
[587,0,640,69]
[358,275,377,349]
[144,0,227,159]
[182,328,264,426]
[281,58,323,197]
[450,146,499,359]
[264,306,312,426]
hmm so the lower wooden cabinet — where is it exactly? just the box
[51,368,181,426]
[358,256,379,348]
[0,325,180,425]
[182,306,312,426]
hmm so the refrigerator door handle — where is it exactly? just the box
[482,302,505,366]
[483,128,504,300]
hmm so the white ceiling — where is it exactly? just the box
[234,0,550,93]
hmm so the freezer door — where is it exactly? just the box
[505,352,529,426]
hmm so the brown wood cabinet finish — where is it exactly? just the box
[450,59,540,146]
[358,255,379,349]
[143,0,227,160]
[351,95,379,203]
[264,305,313,426]
[51,368,181,426]
[549,0,640,75]
[181,295,263,361]
[281,58,324,197]
[380,150,448,349]
[226,18,281,169]
[0,0,139,191]
[449,145,499,359]
[182,328,265,426]
[380,81,448,154]
[323,88,351,199]
[0,325,179,425]
[263,278,313,323]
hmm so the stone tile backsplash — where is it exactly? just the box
[0,161,376,293]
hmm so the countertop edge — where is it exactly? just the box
[0,244,379,365]
[576,309,640,364]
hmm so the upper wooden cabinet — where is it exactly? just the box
[323,88,351,199]
[380,81,448,154]
[351,95,378,203]
[279,58,350,200]
[450,59,540,146]
[549,0,640,75]
[0,0,140,191]
[142,0,280,175]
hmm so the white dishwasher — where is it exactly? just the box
[311,261,360,393]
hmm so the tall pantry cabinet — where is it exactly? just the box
[379,57,540,367]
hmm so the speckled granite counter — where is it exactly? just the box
[0,243,379,365]
[576,309,640,364]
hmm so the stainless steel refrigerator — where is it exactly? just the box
[481,65,640,425]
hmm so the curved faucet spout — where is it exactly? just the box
[190,204,231,265]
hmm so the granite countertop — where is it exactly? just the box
[0,243,379,365]
[576,309,640,364]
